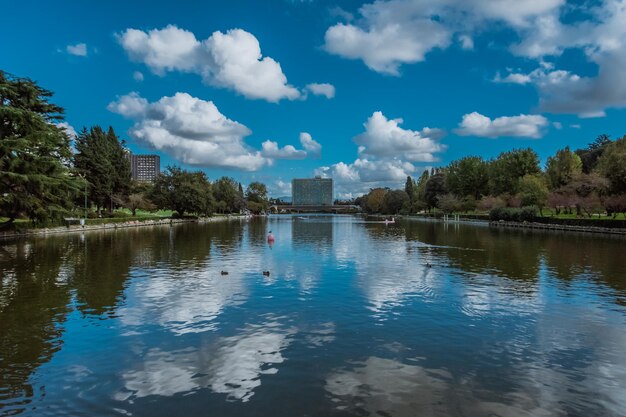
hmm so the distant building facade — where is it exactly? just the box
[128,154,160,182]
[292,177,333,206]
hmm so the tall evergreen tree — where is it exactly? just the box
[404,176,415,202]
[576,134,612,174]
[107,126,131,200]
[74,126,131,214]
[0,71,80,225]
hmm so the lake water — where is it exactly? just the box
[1,215,625,417]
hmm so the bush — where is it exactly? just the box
[519,206,539,222]
[490,207,515,221]
[490,206,539,222]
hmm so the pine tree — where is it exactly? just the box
[74,126,131,214]
[0,71,80,225]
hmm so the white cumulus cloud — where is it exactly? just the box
[299,132,322,157]
[108,92,310,169]
[354,111,444,161]
[324,18,450,75]
[261,140,307,160]
[66,43,87,57]
[322,0,564,75]
[501,1,626,116]
[455,112,548,138]
[117,25,309,102]
[108,92,268,171]
[314,111,445,198]
[304,83,336,99]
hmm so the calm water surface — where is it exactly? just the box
[1,215,626,416]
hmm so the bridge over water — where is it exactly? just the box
[270,205,361,214]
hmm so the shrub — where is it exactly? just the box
[489,207,520,222]
[519,206,539,221]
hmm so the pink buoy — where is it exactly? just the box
[267,231,275,242]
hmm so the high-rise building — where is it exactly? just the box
[292,177,333,206]
[128,154,160,182]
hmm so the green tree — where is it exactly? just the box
[214,177,245,213]
[575,134,611,174]
[404,176,416,202]
[546,146,582,189]
[596,135,626,194]
[363,188,387,213]
[383,189,409,214]
[246,182,268,203]
[424,173,447,211]
[149,166,212,217]
[518,174,549,215]
[116,181,156,216]
[0,71,80,225]
[246,182,268,213]
[107,127,132,200]
[74,126,131,214]
[489,148,540,195]
[445,156,489,199]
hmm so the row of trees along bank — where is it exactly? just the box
[0,70,270,228]
[358,136,626,219]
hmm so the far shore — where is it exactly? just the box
[404,213,626,236]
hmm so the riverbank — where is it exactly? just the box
[0,215,248,241]
[489,219,626,235]
[405,214,626,236]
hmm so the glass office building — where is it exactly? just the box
[292,177,333,206]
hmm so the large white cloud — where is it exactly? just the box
[324,18,450,75]
[108,92,315,170]
[324,0,626,116]
[501,0,626,116]
[314,111,444,198]
[354,111,444,161]
[323,0,564,75]
[455,112,549,138]
[118,26,307,102]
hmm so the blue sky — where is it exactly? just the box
[2,0,625,197]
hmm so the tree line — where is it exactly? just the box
[358,135,626,218]
[0,71,270,227]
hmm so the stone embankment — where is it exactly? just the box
[489,220,626,235]
[0,216,246,241]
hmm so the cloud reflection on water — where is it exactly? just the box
[120,319,295,402]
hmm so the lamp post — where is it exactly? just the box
[84,178,88,221]
[78,173,87,226]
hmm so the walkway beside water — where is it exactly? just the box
[0,215,244,241]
